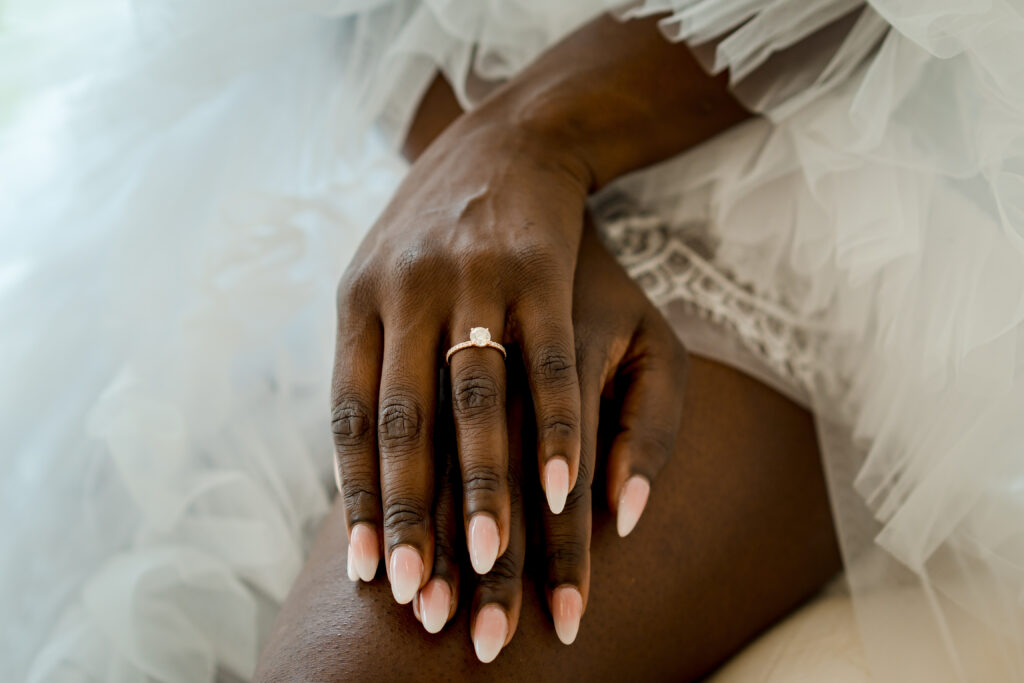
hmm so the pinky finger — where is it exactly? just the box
[607,320,689,537]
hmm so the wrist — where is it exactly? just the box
[452,101,596,199]
[461,15,749,190]
[465,81,600,193]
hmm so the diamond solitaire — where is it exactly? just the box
[446,326,507,364]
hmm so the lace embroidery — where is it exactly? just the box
[594,196,829,397]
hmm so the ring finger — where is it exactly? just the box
[447,303,511,576]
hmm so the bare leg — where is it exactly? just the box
[255,354,840,682]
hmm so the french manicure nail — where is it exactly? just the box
[552,585,583,645]
[346,547,358,582]
[473,604,509,663]
[616,475,651,537]
[350,523,379,582]
[418,578,452,634]
[544,457,570,515]
[388,545,423,605]
[468,514,500,574]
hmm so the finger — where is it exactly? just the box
[516,290,581,516]
[331,306,383,583]
[447,310,510,575]
[541,346,603,645]
[416,389,461,634]
[378,318,439,604]
[607,318,689,537]
[470,361,528,664]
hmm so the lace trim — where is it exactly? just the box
[594,196,830,397]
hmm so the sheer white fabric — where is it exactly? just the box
[2,0,1023,680]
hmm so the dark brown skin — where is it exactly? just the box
[394,219,693,654]
[256,349,841,681]
[329,11,751,640]
[258,61,840,672]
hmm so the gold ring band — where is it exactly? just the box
[445,327,506,365]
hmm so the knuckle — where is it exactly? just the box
[337,266,377,314]
[540,414,578,443]
[342,484,378,516]
[532,344,577,389]
[481,553,521,585]
[389,242,450,291]
[462,463,503,498]
[383,497,429,535]
[331,398,373,449]
[378,395,424,448]
[628,427,676,464]
[452,369,501,420]
[545,535,587,568]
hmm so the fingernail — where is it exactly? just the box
[418,578,452,634]
[616,476,651,537]
[412,589,422,622]
[468,514,500,574]
[350,523,379,582]
[388,545,423,605]
[346,547,358,582]
[473,604,508,663]
[552,585,583,645]
[543,457,570,515]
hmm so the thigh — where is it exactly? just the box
[255,355,841,682]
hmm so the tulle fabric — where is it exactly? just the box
[610,2,1024,678]
[2,0,1023,680]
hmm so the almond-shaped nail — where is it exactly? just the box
[543,457,570,514]
[473,604,509,663]
[468,514,500,574]
[388,545,423,605]
[350,523,379,582]
[552,585,583,645]
[346,547,358,582]
[616,476,651,537]
[418,578,452,634]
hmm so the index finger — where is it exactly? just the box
[331,305,384,583]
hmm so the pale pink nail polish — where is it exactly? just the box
[388,545,423,605]
[552,585,583,645]
[418,578,452,634]
[346,547,358,582]
[350,523,379,582]
[473,604,509,663]
[468,514,500,574]
[544,457,570,515]
[616,476,651,537]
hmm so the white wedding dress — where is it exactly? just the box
[2,1,1022,681]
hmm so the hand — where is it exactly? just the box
[412,215,689,659]
[331,109,594,605]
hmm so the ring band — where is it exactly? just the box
[445,327,507,365]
